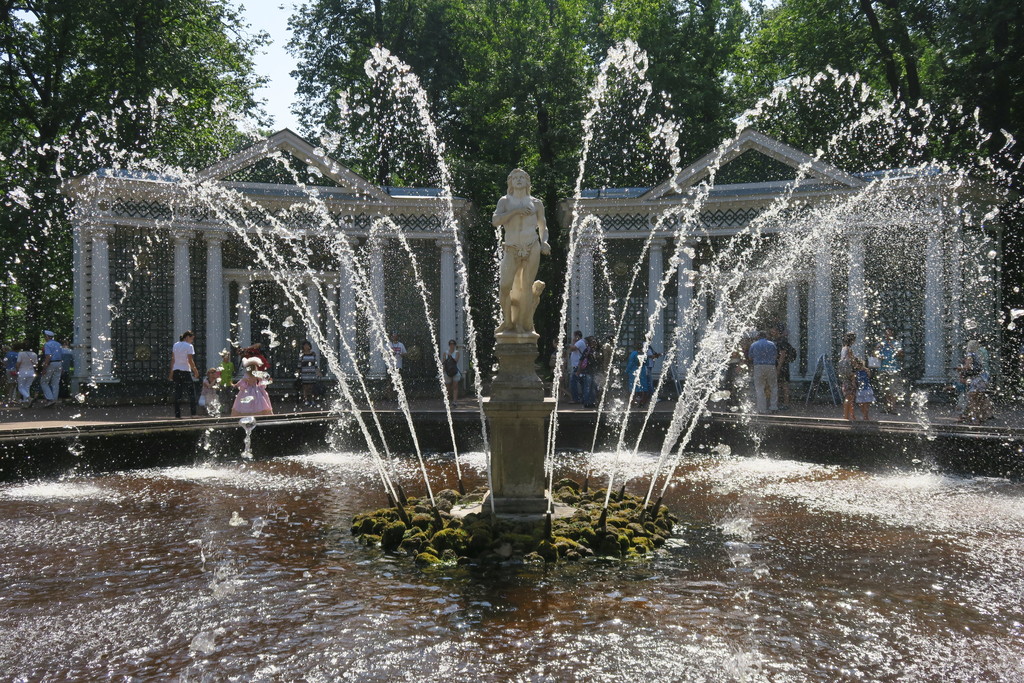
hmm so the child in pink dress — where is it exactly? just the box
[231,357,274,416]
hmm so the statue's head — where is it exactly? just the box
[507,168,530,194]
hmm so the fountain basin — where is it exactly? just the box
[2,449,1023,680]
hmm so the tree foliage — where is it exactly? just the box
[0,0,268,341]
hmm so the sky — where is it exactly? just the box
[238,1,303,132]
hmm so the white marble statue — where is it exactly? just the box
[492,168,551,337]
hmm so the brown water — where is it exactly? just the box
[1,450,1022,681]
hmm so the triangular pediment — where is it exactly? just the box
[643,129,865,200]
[195,129,388,200]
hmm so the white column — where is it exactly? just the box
[946,219,965,366]
[338,265,357,375]
[675,240,695,378]
[90,227,115,382]
[369,243,387,377]
[922,228,946,383]
[786,281,801,378]
[809,237,833,370]
[846,232,866,356]
[306,279,322,352]
[647,237,666,377]
[569,242,582,335]
[236,277,252,349]
[205,232,226,369]
[325,279,339,373]
[439,239,457,349]
[72,220,89,392]
[696,266,710,347]
[172,231,192,337]
[578,237,594,336]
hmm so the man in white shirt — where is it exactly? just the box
[168,331,199,418]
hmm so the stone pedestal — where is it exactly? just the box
[483,337,555,514]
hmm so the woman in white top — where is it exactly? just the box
[15,341,38,406]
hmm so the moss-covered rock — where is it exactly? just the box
[468,528,493,554]
[431,527,469,555]
[345,478,680,567]
[632,536,655,554]
[381,521,407,552]
[433,492,459,513]
[399,533,427,555]
[410,513,434,531]
[535,539,559,562]
[596,532,622,557]
[415,552,441,566]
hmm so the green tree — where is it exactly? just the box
[0,0,268,342]
[599,0,749,184]
[736,0,1023,363]
[290,0,603,362]
[289,0,464,186]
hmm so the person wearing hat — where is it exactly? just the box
[39,330,63,407]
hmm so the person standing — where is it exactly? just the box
[748,330,779,414]
[772,329,797,411]
[568,331,586,403]
[576,337,597,408]
[853,357,876,420]
[642,345,661,404]
[626,343,644,404]
[5,343,18,405]
[298,340,320,407]
[217,349,235,407]
[442,339,462,405]
[960,340,993,423]
[389,333,407,373]
[838,332,857,421]
[876,327,905,413]
[232,357,274,416]
[39,330,63,407]
[199,368,221,416]
[60,341,73,399]
[168,331,199,418]
[15,341,38,407]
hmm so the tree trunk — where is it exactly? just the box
[857,0,905,103]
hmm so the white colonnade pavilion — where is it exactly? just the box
[559,129,1005,388]
[65,130,470,395]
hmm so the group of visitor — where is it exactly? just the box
[551,331,663,409]
[625,342,661,406]
[837,331,876,421]
[7,321,1000,427]
[3,330,71,409]
[168,331,274,419]
[831,327,994,424]
[558,331,606,408]
[956,339,993,423]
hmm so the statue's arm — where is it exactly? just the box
[535,199,551,254]
[491,197,520,227]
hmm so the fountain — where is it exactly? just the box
[481,167,555,515]
[1,40,1023,680]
